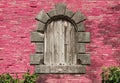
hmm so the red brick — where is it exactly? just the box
[0,0,120,83]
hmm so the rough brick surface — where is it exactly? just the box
[0,0,120,83]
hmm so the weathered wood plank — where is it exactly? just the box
[69,23,77,64]
[78,32,90,43]
[77,54,90,65]
[45,20,65,65]
[37,22,45,31]
[51,22,55,65]
[45,20,77,65]
[35,43,44,53]
[30,54,43,65]
[65,9,74,18]
[64,21,76,65]
[55,3,66,15]
[72,11,86,23]
[35,65,86,74]
[35,10,50,23]
[31,32,44,42]
[44,23,51,65]
[77,43,86,53]
[77,22,85,31]
[56,20,65,65]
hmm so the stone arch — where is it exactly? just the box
[30,3,90,74]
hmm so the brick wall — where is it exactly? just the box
[0,0,120,83]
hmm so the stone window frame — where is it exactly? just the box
[30,3,90,74]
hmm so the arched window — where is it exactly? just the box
[30,3,90,74]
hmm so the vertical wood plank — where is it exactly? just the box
[70,23,77,65]
[53,20,65,65]
[53,21,57,65]
[44,23,51,65]
[51,22,54,65]
[64,21,76,65]
[64,21,70,65]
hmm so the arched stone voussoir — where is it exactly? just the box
[47,9,74,19]
[47,4,68,18]
[47,9,57,17]
[72,11,87,23]
[65,9,74,18]
[77,22,85,32]
[37,22,45,31]
[35,10,50,23]
[55,3,66,15]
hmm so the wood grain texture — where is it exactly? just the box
[64,21,76,65]
[44,20,77,65]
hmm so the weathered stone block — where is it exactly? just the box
[35,65,86,74]
[35,10,50,23]
[72,11,86,23]
[30,54,43,65]
[77,22,85,31]
[55,3,66,15]
[47,9,56,17]
[77,43,86,53]
[35,43,44,53]
[65,9,74,18]
[78,32,90,43]
[77,54,90,65]
[37,22,45,31]
[31,32,44,42]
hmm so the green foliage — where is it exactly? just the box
[101,66,120,83]
[23,70,38,83]
[0,73,19,83]
[0,70,39,83]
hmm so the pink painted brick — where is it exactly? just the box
[0,0,120,83]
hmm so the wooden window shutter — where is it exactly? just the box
[30,3,90,74]
[44,20,76,65]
